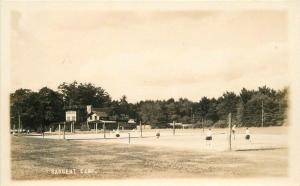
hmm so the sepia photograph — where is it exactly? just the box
[1,1,300,186]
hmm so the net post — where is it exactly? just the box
[228,113,232,151]
[128,133,131,144]
[140,121,142,138]
[96,122,98,134]
[63,122,66,140]
[173,121,175,136]
[103,122,106,139]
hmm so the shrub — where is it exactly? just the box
[213,120,228,128]
[80,124,90,131]
[204,120,214,127]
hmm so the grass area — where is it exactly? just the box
[11,136,288,180]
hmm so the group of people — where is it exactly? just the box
[114,127,252,143]
[231,125,251,141]
[205,126,251,146]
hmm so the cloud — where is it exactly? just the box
[10,10,288,102]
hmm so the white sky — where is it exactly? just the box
[10,10,288,103]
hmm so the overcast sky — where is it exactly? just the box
[10,10,288,103]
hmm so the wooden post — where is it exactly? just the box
[73,121,75,133]
[140,121,142,137]
[173,121,175,136]
[63,122,66,140]
[103,122,106,139]
[96,123,98,134]
[261,100,264,128]
[128,133,131,144]
[228,113,232,151]
[59,124,61,139]
[42,122,44,139]
[18,111,21,134]
[86,120,89,130]
[202,118,204,133]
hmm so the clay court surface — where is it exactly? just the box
[11,127,288,179]
[31,126,288,152]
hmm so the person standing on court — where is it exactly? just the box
[116,129,120,137]
[232,125,236,140]
[156,129,160,139]
[245,127,251,143]
[205,128,212,147]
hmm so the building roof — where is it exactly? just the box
[92,111,108,117]
[64,105,86,111]
[128,119,136,124]
[89,107,112,118]
[88,120,117,124]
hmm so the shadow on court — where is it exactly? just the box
[235,147,287,152]
[66,136,155,141]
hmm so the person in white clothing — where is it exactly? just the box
[116,129,120,137]
[232,125,236,140]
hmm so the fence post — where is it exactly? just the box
[202,118,204,133]
[261,100,264,127]
[128,133,131,144]
[96,123,98,134]
[58,124,61,139]
[103,122,106,139]
[63,122,66,140]
[73,121,75,133]
[173,121,175,136]
[71,122,73,133]
[228,113,232,151]
[140,121,142,137]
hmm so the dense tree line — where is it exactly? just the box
[10,81,288,131]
